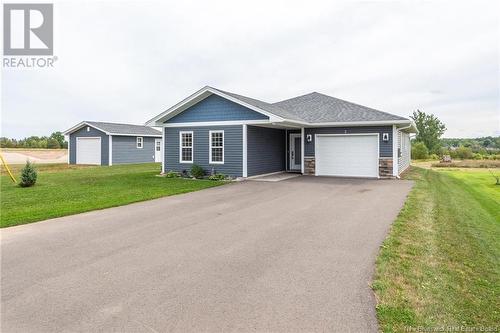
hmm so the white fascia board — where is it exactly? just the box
[162,119,274,128]
[63,121,111,136]
[107,133,162,137]
[288,119,413,127]
[145,86,285,126]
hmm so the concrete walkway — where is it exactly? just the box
[1,176,412,332]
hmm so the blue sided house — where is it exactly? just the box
[64,121,163,166]
[146,86,417,178]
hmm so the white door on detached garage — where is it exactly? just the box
[76,137,101,165]
[315,134,379,178]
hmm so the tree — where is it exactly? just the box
[50,132,66,148]
[411,142,429,159]
[19,161,37,187]
[47,138,61,149]
[410,110,446,153]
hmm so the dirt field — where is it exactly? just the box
[1,149,68,165]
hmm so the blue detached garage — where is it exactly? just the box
[63,121,163,166]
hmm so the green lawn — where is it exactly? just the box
[373,167,499,332]
[1,163,225,228]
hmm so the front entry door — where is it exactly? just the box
[289,134,301,171]
[154,139,162,162]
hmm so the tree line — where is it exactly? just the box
[0,132,68,149]
[410,110,499,160]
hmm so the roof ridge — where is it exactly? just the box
[87,121,155,127]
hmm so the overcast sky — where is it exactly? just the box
[2,0,499,139]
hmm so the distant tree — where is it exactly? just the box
[50,132,66,148]
[411,142,429,160]
[450,146,473,159]
[47,138,61,149]
[410,110,446,153]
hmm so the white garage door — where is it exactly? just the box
[316,134,379,178]
[76,137,101,165]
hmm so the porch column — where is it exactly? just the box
[242,124,248,177]
[301,127,305,174]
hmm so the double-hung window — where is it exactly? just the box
[179,131,193,163]
[136,137,143,149]
[209,130,224,164]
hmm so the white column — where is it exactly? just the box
[108,135,113,166]
[162,127,166,174]
[242,124,248,177]
[392,125,398,177]
[66,135,70,164]
[301,127,305,174]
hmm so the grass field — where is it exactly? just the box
[373,167,499,332]
[0,163,225,228]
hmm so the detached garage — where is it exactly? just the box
[64,121,162,166]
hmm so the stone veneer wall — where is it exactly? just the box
[304,156,315,175]
[379,158,393,178]
[303,156,394,178]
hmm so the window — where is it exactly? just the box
[179,131,193,163]
[136,137,143,149]
[209,130,224,164]
[155,140,161,151]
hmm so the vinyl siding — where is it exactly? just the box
[69,126,109,165]
[247,126,286,176]
[165,126,243,177]
[397,131,411,174]
[111,135,157,164]
[304,126,393,158]
[166,94,269,123]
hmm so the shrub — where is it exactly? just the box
[190,164,205,179]
[19,161,37,187]
[165,171,180,178]
[429,154,439,160]
[411,142,429,159]
[208,174,227,181]
[450,146,473,159]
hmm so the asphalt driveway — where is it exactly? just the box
[1,176,412,332]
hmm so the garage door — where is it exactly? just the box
[316,134,379,178]
[76,137,101,165]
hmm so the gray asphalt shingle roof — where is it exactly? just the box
[86,121,162,136]
[212,87,408,123]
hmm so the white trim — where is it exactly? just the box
[295,119,413,127]
[136,136,144,149]
[154,138,162,163]
[301,128,305,174]
[161,128,165,173]
[392,125,398,177]
[285,129,288,171]
[145,86,285,126]
[63,121,162,137]
[209,130,224,164]
[179,131,194,163]
[162,119,272,128]
[108,135,113,166]
[66,135,70,164]
[75,136,102,165]
[242,125,248,177]
[314,133,380,179]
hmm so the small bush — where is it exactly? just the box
[450,146,473,159]
[190,164,205,179]
[19,161,37,187]
[208,174,227,181]
[429,154,439,160]
[165,171,180,178]
[411,142,429,160]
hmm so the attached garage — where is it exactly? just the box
[76,137,101,165]
[315,134,379,178]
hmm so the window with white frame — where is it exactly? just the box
[209,130,224,164]
[136,137,143,149]
[180,131,193,163]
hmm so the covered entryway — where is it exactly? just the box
[315,134,379,177]
[76,137,101,165]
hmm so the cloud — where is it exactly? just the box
[2,0,499,138]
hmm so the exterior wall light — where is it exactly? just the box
[382,133,389,142]
[306,134,312,142]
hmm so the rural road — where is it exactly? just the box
[1,176,412,332]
